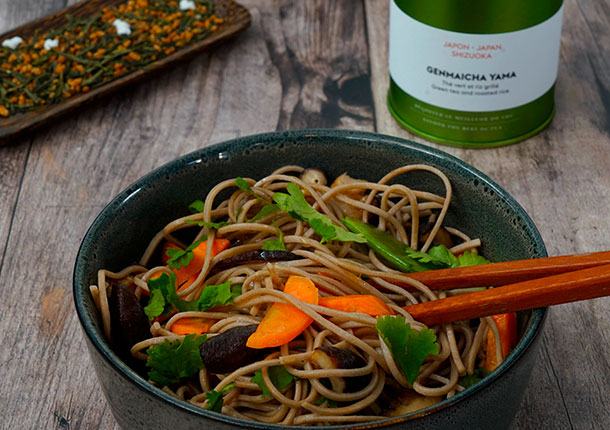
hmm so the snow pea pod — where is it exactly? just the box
[341,217,446,273]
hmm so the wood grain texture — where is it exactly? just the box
[0,0,608,429]
[365,0,610,428]
[0,0,374,428]
[0,143,30,269]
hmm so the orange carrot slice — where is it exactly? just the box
[174,238,230,292]
[169,317,214,336]
[189,238,231,273]
[246,276,319,349]
[176,273,201,293]
[484,312,518,372]
[319,294,394,316]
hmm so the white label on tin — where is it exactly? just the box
[389,3,563,112]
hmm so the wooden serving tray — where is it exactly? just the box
[0,0,251,142]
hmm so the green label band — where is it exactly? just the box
[388,78,556,148]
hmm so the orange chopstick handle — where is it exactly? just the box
[401,250,610,290]
[403,263,610,326]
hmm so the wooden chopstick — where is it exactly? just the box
[400,250,610,290]
[403,263,610,326]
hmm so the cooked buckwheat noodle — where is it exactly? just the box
[90,165,504,425]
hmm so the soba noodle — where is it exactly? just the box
[90,165,504,425]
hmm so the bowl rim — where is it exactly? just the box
[73,128,547,429]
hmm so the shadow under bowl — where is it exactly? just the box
[74,129,547,430]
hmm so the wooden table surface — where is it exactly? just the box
[1,1,608,429]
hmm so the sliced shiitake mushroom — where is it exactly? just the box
[108,283,151,360]
[310,346,370,393]
[199,325,269,374]
[418,222,454,249]
[212,250,302,273]
[330,173,366,219]
[385,389,443,417]
[300,168,327,186]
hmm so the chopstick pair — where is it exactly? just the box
[397,251,610,326]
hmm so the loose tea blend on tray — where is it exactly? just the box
[0,0,223,117]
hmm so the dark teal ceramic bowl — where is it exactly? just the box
[74,129,547,430]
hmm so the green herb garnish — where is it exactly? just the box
[143,273,241,320]
[427,245,491,267]
[205,382,236,413]
[261,222,287,251]
[249,204,280,223]
[456,250,491,266]
[144,288,167,320]
[342,218,443,272]
[146,334,206,386]
[250,371,271,397]
[376,315,440,385]
[251,366,297,397]
[273,183,365,244]
[165,239,204,270]
[188,199,205,213]
[235,176,280,222]
[458,368,491,389]
[236,177,266,203]
[185,219,231,229]
[342,218,490,273]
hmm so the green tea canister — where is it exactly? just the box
[388,0,563,148]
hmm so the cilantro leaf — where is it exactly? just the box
[404,247,451,266]
[272,183,317,222]
[236,177,280,222]
[146,272,185,313]
[376,315,440,385]
[427,245,491,268]
[273,183,366,244]
[261,223,287,251]
[235,176,250,192]
[457,251,491,267]
[426,244,459,267]
[249,204,280,223]
[205,382,235,413]
[231,284,243,298]
[185,219,231,229]
[343,219,491,273]
[236,177,268,204]
[458,368,490,389]
[197,282,241,310]
[189,199,205,213]
[251,366,297,397]
[261,238,286,251]
[269,366,297,390]
[251,371,271,397]
[165,247,193,271]
[146,334,206,386]
[166,239,204,270]
[146,273,241,314]
[144,288,167,321]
